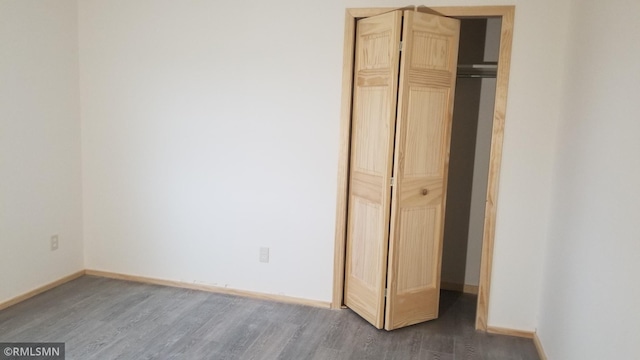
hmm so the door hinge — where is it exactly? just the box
[399,41,403,52]
[384,288,388,297]
[390,177,395,187]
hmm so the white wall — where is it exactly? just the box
[0,0,83,304]
[537,0,640,357]
[78,0,571,330]
[78,0,340,301]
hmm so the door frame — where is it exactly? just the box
[332,5,515,332]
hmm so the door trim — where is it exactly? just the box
[332,6,515,332]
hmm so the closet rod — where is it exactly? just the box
[457,74,497,78]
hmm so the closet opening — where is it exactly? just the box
[440,16,501,325]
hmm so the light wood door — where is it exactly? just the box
[384,10,460,330]
[344,10,402,329]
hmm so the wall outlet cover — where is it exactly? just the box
[51,235,59,251]
[259,247,269,263]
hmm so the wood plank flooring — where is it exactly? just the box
[0,276,539,359]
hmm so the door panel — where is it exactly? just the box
[344,10,403,329]
[385,10,460,330]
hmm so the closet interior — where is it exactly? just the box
[440,17,501,315]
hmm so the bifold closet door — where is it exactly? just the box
[344,10,402,329]
[385,11,460,330]
[344,9,460,331]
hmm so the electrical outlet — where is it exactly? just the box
[51,235,59,251]
[259,247,269,263]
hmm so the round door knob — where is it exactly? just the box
[422,189,428,196]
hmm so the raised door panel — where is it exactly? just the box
[344,10,402,329]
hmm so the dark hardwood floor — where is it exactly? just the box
[0,276,539,359]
